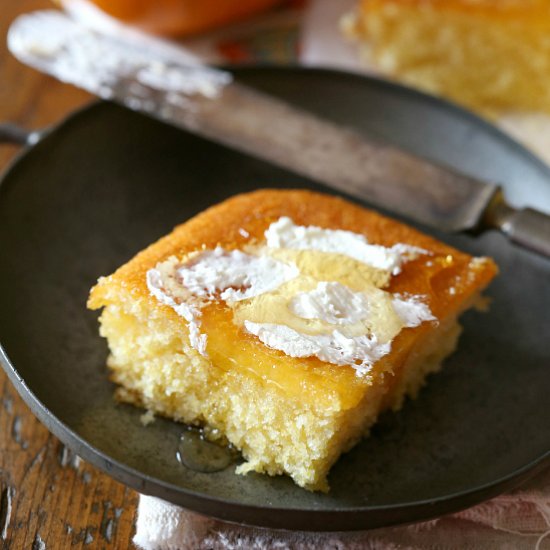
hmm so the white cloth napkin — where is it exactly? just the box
[133,467,550,550]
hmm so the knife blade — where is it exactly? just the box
[8,11,550,258]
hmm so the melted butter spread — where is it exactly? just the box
[263,248,392,290]
[146,217,435,376]
[233,251,402,342]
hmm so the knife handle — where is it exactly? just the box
[503,207,550,258]
[0,123,42,147]
[485,191,550,259]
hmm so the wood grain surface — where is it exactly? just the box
[1,2,140,548]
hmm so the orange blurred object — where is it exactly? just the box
[75,0,283,36]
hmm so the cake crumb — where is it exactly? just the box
[140,410,155,426]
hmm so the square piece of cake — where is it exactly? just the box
[88,189,497,491]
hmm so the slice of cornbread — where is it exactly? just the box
[88,189,497,491]
[345,0,550,114]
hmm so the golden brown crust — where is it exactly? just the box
[89,189,497,313]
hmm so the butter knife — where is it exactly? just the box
[8,11,550,258]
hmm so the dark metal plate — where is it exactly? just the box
[0,67,549,530]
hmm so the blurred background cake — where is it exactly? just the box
[344,0,550,116]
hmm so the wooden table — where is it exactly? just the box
[1,2,139,548]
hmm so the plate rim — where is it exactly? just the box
[1,339,549,531]
[1,65,549,531]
